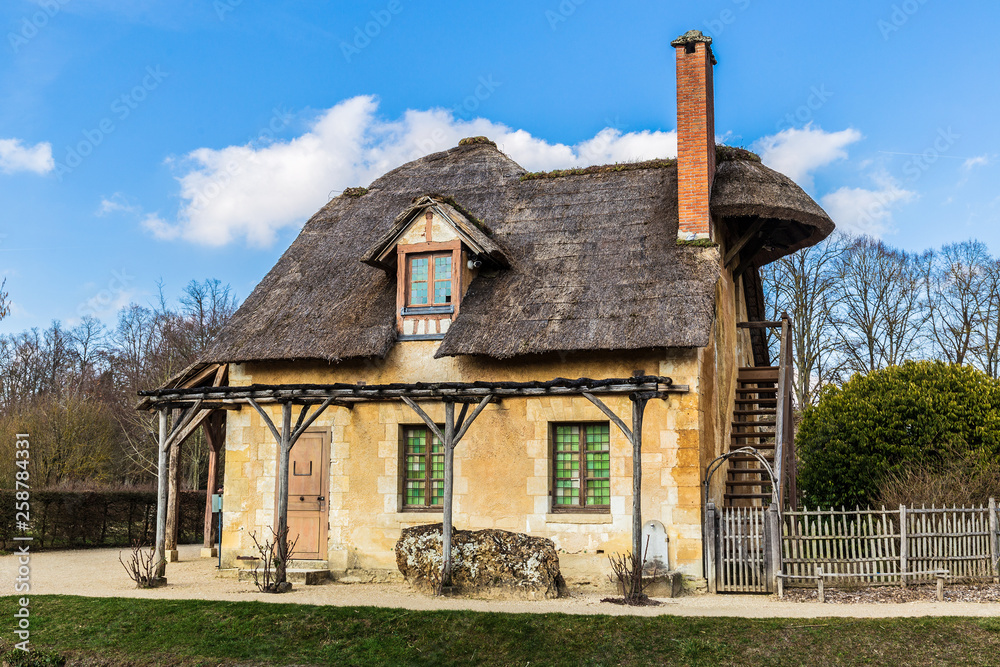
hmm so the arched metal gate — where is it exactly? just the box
[703,447,782,594]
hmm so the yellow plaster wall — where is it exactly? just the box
[219,344,713,582]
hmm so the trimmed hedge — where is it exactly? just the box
[0,490,207,551]
[797,360,1000,508]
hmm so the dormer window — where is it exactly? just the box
[407,253,452,307]
[360,195,510,341]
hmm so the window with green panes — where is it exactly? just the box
[402,426,445,510]
[407,252,452,307]
[552,423,611,512]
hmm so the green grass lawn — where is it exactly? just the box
[1,596,999,666]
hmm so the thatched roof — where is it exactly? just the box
[205,141,833,364]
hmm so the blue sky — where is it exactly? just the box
[2,0,998,333]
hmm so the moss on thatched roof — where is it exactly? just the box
[342,187,368,197]
[205,140,833,364]
[458,136,496,147]
[715,145,761,163]
[520,158,677,182]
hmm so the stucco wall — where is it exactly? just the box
[219,345,712,584]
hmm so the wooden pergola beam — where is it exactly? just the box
[139,376,686,407]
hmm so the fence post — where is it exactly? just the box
[765,502,781,593]
[990,497,998,584]
[816,565,824,603]
[705,501,718,594]
[899,504,908,589]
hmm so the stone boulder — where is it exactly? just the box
[395,524,565,599]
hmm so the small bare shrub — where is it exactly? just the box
[118,540,162,588]
[248,526,298,593]
[878,452,1000,508]
[605,537,656,605]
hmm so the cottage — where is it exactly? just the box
[140,30,833,591]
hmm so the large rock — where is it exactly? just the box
[395,524,565,599]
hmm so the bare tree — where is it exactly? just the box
[830,237,928,376]
[762,233,847,406]
[923,241,992,366]
[972,258,1000,378]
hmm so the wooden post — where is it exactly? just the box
[631,396,646,559]
[705,501,718,593]
[442,401,456,589]
[989,497,998,583]
[765,502,781,592]
[900,504,908,588]
[202,413,223,553]
[154,409,169,579]
[165,421,182,559]
[275,402,292,585]
[936,571,945,601]
[816,565,824,603]
[773,318,790,509]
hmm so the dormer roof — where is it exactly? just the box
[361,195,510,270]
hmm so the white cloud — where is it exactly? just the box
[963,155,989,170]
[97,193,141,216]
[754,124,862,189]
[820,173,916,237]
[0,138,54,175]
[146,96,678,247]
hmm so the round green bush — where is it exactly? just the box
[797,360,1000,508]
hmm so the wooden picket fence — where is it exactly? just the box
[780,500,1000,588]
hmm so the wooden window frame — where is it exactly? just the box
[395,239,463,334]
[405,251,453,308]
[400,424,445,512]
[550,422,612,514]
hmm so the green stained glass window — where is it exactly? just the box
[553,423,610,511]
[403,426,444,509]
[408,256,429,305]
[407,252,453,307]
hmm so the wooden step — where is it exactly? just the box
[724,493,773,500]
[738,368,779,382]
[735,398,777,405]
[735,388,777,396]
[733,409,777,416]
[726,480,772,488]
[732,420,776,428]
[726,456,775,465]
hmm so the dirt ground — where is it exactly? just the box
[3,544,999,618]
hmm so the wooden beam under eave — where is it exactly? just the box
[724,218,766,267]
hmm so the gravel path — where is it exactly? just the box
[4,545,999,619]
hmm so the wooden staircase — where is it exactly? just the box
[724,366,779,508]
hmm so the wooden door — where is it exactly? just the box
[280,429,329,560]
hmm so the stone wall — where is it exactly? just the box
[219,329,717,586]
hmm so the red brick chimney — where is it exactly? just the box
[671,30,717,241]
